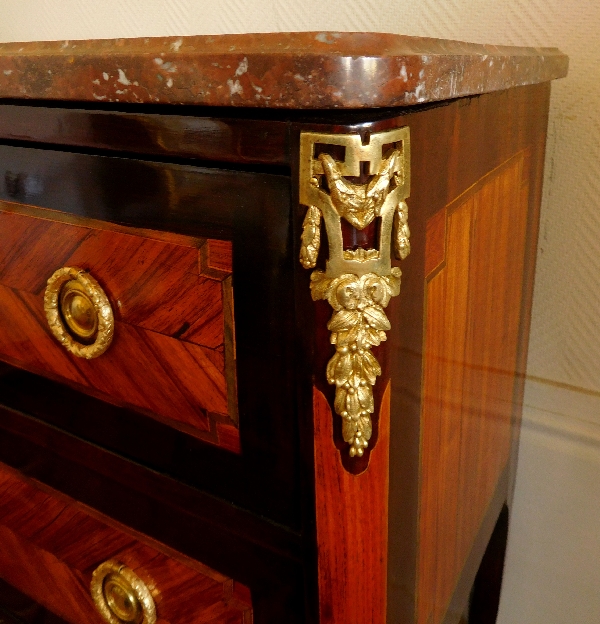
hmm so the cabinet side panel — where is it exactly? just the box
[418,153,529,624]
[457,155,530,566]
[419,196,473,624]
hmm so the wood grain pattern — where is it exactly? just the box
[0,140,302,529]
[0,104,289,166]
[379,83,551,624]
[424,207,446,278]
[418,154,529,624]
[0,463,252,624]
[0,202,239,452]
[0,402,309,624]
[313,382,390,624]
[0,577,69,624]
[0,82,555,623]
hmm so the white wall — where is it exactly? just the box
[498,381,600,624]
[1,2,599,622]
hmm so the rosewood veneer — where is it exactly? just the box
[0,32,567,624]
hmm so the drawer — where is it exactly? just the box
[0,144,301,530]
[0,202,239,453]
[0,462,253,624]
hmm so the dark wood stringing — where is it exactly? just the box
[420,154,530,624]
[288,83,550,624]
[0,464,253,624]
[392,84,550,623]
[0,104,290,166]
[0,205,238,451]
[0,144,305,532]
[0,81,552,624]
[0,402,308,624]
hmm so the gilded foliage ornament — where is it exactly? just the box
[310,269,401,455]
[299,128,411,457]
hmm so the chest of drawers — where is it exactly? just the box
[0,32,567,624]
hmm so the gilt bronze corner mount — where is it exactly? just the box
[299,127,411,457]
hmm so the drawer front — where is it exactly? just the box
[0,143,300,530]
[0,202,239,453]
[0,463,253,624]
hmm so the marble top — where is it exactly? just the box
[0,32,568,109]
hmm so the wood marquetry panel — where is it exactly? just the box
[0,202,239,452]
[0,463,252,624]
[314,383,390,624]
[418,154,530,624]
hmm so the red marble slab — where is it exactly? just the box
[0,32,567,109]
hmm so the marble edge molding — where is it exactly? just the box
[0,32,568,109]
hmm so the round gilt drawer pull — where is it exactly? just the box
[91,560,156,624]
[44,267,114,359]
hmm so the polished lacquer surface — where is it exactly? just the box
[0,464,253,624]
[420,153,530,624]
[0,203,239,451]
[0,32,565,623]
